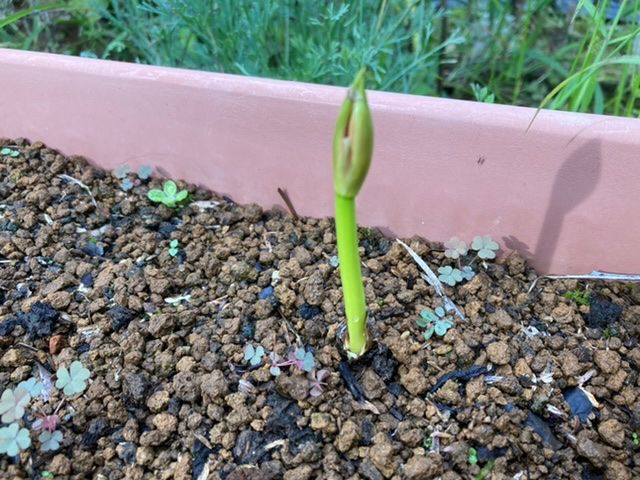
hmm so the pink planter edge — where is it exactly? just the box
[1,48,639,274]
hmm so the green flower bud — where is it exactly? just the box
[332,69,374,198]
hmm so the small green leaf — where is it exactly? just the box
[112,164,131,179]
[147,189,166,203]
[302,351,315,372]
[175,190,189,203]
[120,179,134,191]
[55,361,90,396]
[471,235,499,259]
[423,327,435,341]
[434,319,453,336]
[420,309,438,323]
[244,344,255,362]
[39,430,63,452]
[18,377,43,398]
[0,423,31,456]
[434,307,445,318]
[170,240,179,248]
[163,180,178,197]
[0,387,30,423]
[137,165,153,180]
[468,447,478,465]
[416,316,430,328]
[444,237,468,259]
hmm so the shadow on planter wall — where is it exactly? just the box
[505,139,601,272]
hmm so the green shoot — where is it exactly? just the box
[147,180,189,208]
[468,446,479,465]
[169,239,180,257]
[333,68,373,358]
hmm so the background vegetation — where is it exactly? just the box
[1,0,639,116]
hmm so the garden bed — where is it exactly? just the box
[0,139,639,479]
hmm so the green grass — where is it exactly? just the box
[1,0,640,116]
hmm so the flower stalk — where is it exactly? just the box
[333,69,373,357]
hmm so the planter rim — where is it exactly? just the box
[2,47,637,131]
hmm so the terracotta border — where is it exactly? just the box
[1,48,639,274]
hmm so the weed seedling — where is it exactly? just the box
[563,289,590,306]
[333,68,373,358]
[147,180,188,208]
[439,235,499,286]
[632,432,640,448]
[417,307,454,340]
[0,148,20,158]
[243,344,265,367]
[0,361,91,456]
[113,164,154,191]
[169,239,180,257]
[468,447,479,465]
[270,347,315,375]
[308,369,329,397]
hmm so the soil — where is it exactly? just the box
[1,138,640,480]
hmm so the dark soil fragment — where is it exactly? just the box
[525,411,563,450]
[233,430,268,464]
[564,388,595,424]
[298,303,321,320]
[338,361,366,402]
[0,317,18,336]
[368,343,398,383]
[82,417,110,449]
[108,305,136,331]
[587,295,623,328]
[429,365,490,393]
[15,302,59,338]
[193,438,214,480]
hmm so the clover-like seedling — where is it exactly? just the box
[169,239,180,257]
[120,178,134,191]
[0,148,19,158]
[461,266,475,281]
[444,237,468,259]
[137,165,153,180]
[438,266,464,286]
[417,307,454,340]
[0,387,30,423]
[147,180,188,208]
[269,353,283,376]
[309,369,329,397]
[55,361,90,396]
[0,423,31,456]
[38,430,63,452]
[33,415,59,433]
[244,344,265,367]
[270,347,316,375]
[289,347,315,373]
[17,378,43,398]
[112,164,131,179]
[471,235,499,259]
[468,447,479,465]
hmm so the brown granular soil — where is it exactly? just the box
[1,138,639,480]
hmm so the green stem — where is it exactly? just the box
[335,194,367,355]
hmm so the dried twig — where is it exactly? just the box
[58,174,97,208]
[277,187,299,219]
[396,239,465,320]
[528,270,640,294]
